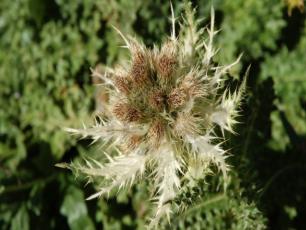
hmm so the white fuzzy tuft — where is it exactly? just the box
[150,144,181,227]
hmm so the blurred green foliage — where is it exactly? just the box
[0,0,305,229]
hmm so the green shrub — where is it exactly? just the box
[0,0,305,229]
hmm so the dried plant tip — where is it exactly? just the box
[167,87,187,109]
[181,73,205,98]
[148,120,165,146]
[113,102,142,122]
[122,135,143,152]
[130,44,150,87]
[173,112,201,137]
[114,76,130,94]
[155,41,177,80]
[148,89,166,111]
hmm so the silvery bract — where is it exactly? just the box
[62,2,246,227]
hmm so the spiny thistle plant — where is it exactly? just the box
[60,2,246,227]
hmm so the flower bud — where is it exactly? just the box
[180,72,205,98]
[130,44,151,87]
[148,89,166,111]
[148,120,165,146]
[113,102,142,122]
[114,76,130,95]
[167,87,187,109]
[155,41,177,81]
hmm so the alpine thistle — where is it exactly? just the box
[61,2,246,227]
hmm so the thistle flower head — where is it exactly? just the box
[62,2,246,227]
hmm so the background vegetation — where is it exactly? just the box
[0,0,305,229]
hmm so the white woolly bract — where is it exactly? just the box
[82,152,147,200]
[62,2,246,228]
[147,143,181,228]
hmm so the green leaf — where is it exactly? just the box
[60,186,95,230]
[11,204,29,230]
[261,25,306,150]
